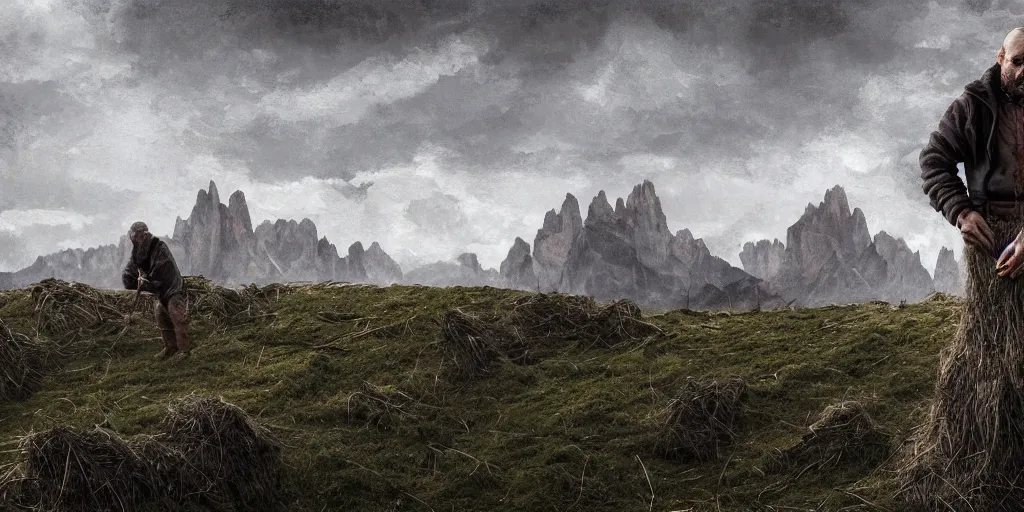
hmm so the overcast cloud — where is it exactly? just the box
[1,0,1021,273]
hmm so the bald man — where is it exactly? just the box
[922,27,1024,271]
[906,27,1024,508]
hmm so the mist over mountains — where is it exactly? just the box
[2,0,1012,281]
[0,179,963,310]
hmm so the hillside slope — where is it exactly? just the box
[0,282,958,511]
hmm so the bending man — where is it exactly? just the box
[121,221,190,360]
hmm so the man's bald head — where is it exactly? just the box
[1004,27,1024,49]
[999,28,1024,63]
[999,28,1024,103]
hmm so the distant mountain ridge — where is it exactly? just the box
[0,181,403,291]
[738,185,962,305]
[539,181,780,310]
[0,180,964,310]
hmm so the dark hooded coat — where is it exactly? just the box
[921,63,1020,225]
[121,234,184,307]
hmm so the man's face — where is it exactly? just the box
[1001,39,1024,99]
[131,230,145,245]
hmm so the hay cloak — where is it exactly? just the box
[899,216,1024,510]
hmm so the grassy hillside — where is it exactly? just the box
[0,280,959,511]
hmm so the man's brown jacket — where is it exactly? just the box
[921,63,1018,225]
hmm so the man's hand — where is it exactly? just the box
[997,229,1024,278]
[137,271,150,292]
[958,210,995,254]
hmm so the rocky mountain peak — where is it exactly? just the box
[299,218,317,234]
[624,179,670,238]
[500,237,536,291]
[2,179,403,291]
[742,186,938,306]
[587,190,615,223]
[851,209,870,248]
[560,194,582,230]
[872,231,903,259]
[870,230,934,302]
[739,238,786,281]
[786,184,871,269]
[541,194,582,233]
[228,190,253,234]
[346,241,367,280]
[509,237,529,253]
[676,229,694,244]
[173,181,234,279]
[535,193,585,293]
[625,180,665,220]
[822,184,851,220]
[348,241,364,257]
[557,180,777,310]
[207,180,220,206]
[934,246,964,295]
[363,241,402,284]
[457,253,482,273]
[317,236,335,255]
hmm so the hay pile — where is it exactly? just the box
[765,401,890,475]
[440,309,521,378]
[0,395,283,512]
[897,216,1024,510]
[507,294,666,348]
[239,282,294,302]
[29,277,283,339]
[0,317,47,402]
[440,293,666,378]
[160,394,284,508]
[181,276,280,327]
[656,377,747,462]
[0,427,158,511]
[31,278,149,339]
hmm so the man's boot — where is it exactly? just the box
[155,329,178,360]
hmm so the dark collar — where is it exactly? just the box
[965,63,1002,111]
[970,63,1024,108]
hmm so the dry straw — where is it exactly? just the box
[30,279,149,339]
[0,395,284,512]
[897,217,1024,510]
[656,377,747,462]
[440,308,516,378]
[507,294,666,349]
[160,394,284,509]
[1,427,158,512]
[0,317,47,402]
[180,276,283,327]
[440,293,667,379]
[29,277,285,341]
[765,400,891,475]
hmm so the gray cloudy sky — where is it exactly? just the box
[1,0,1020,273]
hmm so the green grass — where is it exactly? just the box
[0,284,961,511]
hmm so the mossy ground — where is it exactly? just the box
[0,284,959,511]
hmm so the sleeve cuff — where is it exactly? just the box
[946,200,972,227]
